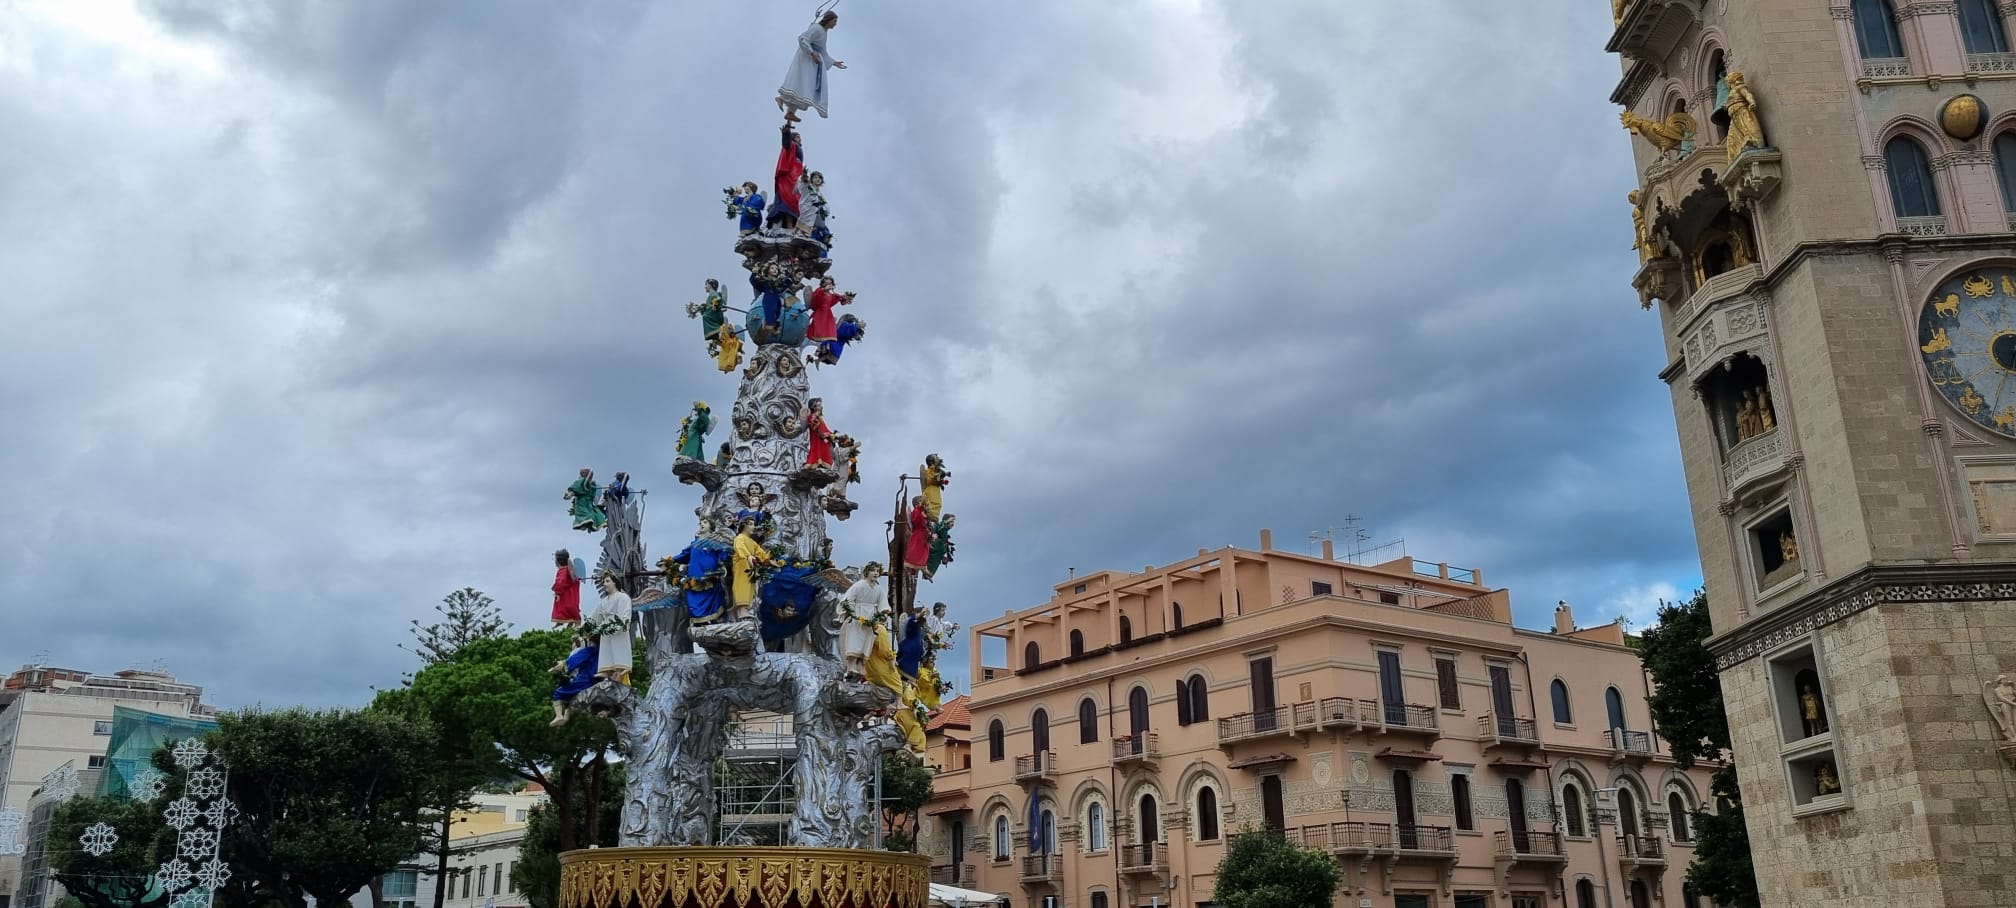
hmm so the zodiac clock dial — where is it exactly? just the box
[1920,267,2016,437]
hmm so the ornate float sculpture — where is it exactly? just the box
[557,11,947,906]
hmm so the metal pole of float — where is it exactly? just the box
[873,756,885,849]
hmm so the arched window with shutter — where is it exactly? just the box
[1023,640,1041,668]
[992,813,1011,859]
[1195,786,1220,841]
[1563,784,1587,837]
[987,719,1005,762]
[1187,675,1209,723]
[1069,629,1085,658]
[1884,135,1941,218]
[1175,678,1192,726]
[1078,698,1099,744]
[1551,678,1573,724]
[1128,686,1150,735]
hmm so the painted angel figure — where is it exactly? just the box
[690,279,728,345]
[677,402,713,461]
[806,276,853,342]
[798,171,831,245]
[552,549,588,626]
[926,513,956,579]
[549,634,599,726]
[777,10,845,122]
[903,495,932,574]
[926,602,960,652]
[805,398,837,468]
[726,183,765,234]
[809,314,866,366]
[730,518,778,623]
[921,454,950,520]
[768,127,805,231]
[589,573,634,685]
[838,561,889,678]
[566,468,607,531]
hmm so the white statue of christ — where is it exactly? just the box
[778,11,845,121]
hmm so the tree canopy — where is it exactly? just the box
[1210,831,1339,908]
[404,587,510,669]
[1637,590,1758,908]
[879,750,934,853]
[212,707,436,908]
[394,628,642,853]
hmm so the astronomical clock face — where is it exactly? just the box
[1920,266,2016,437]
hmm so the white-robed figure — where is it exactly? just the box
[591,573,635,685]
[777,10,845,122]
[837,561,887,678]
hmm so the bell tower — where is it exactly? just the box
[1605,0,2016,904]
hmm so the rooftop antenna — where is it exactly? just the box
[1307,527,1338,555]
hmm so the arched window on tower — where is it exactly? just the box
[1959,0,2010,54]
[1069,629,1085,658]
[1698,352,1776,454]
[1884,135,1941,222]
[1023,640,1041,669]
[1690,209,1757,286]
[1078,698,1099,744]
[1993,131,2016,216]
[1118,615,1133,644]
[987,719,1005,763]
[1171,601,1183,630]
[1708,52,1730,141]
[1550,678,1574,725]
[1851,0,1906,62]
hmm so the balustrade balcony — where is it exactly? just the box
[1117,842,1168,875]
[1478,713,1539,751]
[1013,751,1055,784]
[1111,733,1158,766]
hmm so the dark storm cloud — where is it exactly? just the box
[0,1,1695,706]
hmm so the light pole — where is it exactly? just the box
[1593,787,1619,908]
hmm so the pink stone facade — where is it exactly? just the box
[920,532,1718,908]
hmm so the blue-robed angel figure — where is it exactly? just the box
[666,519,730,623]
[811,314,866,366]
[896,609,927,681]
[729,182,765,234]
[549,635,599,726]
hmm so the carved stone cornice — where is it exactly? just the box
[1863,155,1888,171]
[1923,418,1947,437]
[1898,1,1960,16]
[1832,6,1856,19]
[1707,563,2016,668]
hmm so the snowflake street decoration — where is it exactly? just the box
[41,764,80,801]
[153,743,233,908]
[185,768,225,800]
[195,858,232,890]
[171,737,210,770]
[80,822,120,857]
[179,828,219,859]
[130,766,168,802]
[155,858,195,891]
[163,798,203,830]
[0,809,26,857]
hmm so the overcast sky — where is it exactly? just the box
[0,1,1697,708]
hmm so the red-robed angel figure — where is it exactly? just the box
[804,398,836,468]
[769,126,805,230]
[903,495,932,571]
[806,277,853,341]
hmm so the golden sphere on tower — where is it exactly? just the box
[1939,94,1987,141]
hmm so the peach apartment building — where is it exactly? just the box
[917,531,1723,908]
